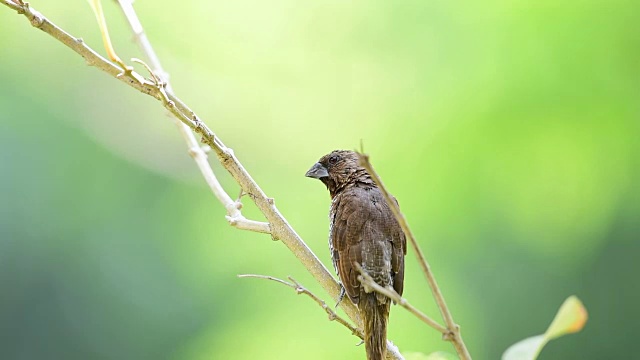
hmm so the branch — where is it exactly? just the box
[238,274,404,360]
[357,152,472,359]
[238,274,363,339]
[355,264,448,335]
[3,0,19,11]
[0,1,403,358]
[4,0,330,306]
[112,0,270,234]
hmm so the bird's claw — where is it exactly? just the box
[335,284,346,309]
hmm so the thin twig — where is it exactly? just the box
[113,0,270,234]
[356,152,472,359]
[355,264,448,335]
[238,274,363,339]
[240,275,405,359]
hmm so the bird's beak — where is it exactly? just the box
[305,162,329,179]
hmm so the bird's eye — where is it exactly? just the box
[328,155,338,165]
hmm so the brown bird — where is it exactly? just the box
[306,150,406,360]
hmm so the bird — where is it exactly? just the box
[306,150,406,360]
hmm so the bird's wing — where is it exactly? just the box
[331,188,365,304]
[331,186,402,304]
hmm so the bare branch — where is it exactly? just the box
[355,264,449,336]
[239,274,363,339]
[0,2,403,357]
[115,0,168,84]
[239,274,404,360]
[356,152,472,359]
[3,0,346,314]
[3,0,20,11]
[112,0,270,234]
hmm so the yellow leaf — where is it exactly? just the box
[545,296,588,340]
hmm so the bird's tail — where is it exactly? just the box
[361,293,391,360]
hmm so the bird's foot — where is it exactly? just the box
[335,285,346,309]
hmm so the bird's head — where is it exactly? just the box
[305,150,371,198]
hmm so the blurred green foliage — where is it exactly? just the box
[1,1,638,359]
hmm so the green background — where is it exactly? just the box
[1,1,638,359]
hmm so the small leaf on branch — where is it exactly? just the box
[502,295,588,360]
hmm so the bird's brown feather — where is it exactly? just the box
[308,150,406,360]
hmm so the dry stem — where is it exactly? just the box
[355,264,448,335]
[238,274,363,339]
[238,274,405,359]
